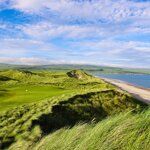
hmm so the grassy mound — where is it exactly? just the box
[0,89,146,149]
[0,69,35,78]
[28,90,146,136]
[67,70,92,79]
[10,108,150,150]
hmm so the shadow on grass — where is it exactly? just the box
[32,102,107,135]
[0,75,18,82]
[31,90,146,135]
[31,91,112,135]
[1,90,146,149]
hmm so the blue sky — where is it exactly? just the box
[0,0,150,68]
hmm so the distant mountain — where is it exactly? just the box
[0,63,150,74]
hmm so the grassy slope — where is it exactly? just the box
[0,69,148,149]
[0,70,71,112]
[11,109,150,150]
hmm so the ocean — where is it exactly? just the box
[96,73,150,89]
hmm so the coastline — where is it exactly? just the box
[103,77,150,91]
[93,72,150,75]
[94,73,150,89]
[101,77,150,105]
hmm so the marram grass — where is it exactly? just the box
[9,108,150,150]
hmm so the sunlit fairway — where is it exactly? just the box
[0,85,69,112]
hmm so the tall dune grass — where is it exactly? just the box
[33,108,150,150]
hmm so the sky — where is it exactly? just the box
[0,0,150,68]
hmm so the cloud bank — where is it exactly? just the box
[0,0,149,68]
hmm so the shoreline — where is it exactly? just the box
[94,72,150,75]
[103,78,150,91]
[100,77,150,104]
[94,74,150,89]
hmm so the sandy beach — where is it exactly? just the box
[102,78,150,104]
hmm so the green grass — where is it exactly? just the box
[0,85,69,112]
[10,108,150,150]
[0,69,148,149]
[0,69,113,113]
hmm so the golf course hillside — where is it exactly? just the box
[0,69,149,150]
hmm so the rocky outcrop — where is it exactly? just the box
[67,70,92,79]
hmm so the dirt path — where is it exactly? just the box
[102,78,150,104]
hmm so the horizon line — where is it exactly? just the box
[0,62,150,70]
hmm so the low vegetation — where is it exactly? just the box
[33,108,150,150]
[0,69,148,149]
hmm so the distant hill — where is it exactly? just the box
[0,63,150,74]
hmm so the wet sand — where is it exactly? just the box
[102,78,150,104]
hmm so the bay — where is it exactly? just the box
[95,73,150,89]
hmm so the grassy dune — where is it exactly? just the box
[33,109,150,150]
[0,69,148,149]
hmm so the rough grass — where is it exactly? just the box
[10,108,150,150]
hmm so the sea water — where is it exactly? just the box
[96,74,150,89]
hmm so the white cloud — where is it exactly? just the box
[0,38,57,57]
[0,24,7,29]
[20,22,105,39]
[1,0,150,39]
[11,0,45,13]
[72,40,150,54]
[10,0,150,23]
[0,56,146,68]
[18,20,150,40]
[66,39,150,67]
[0,0,149,68]
[0,57,43,65]
[0,57,93,65]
